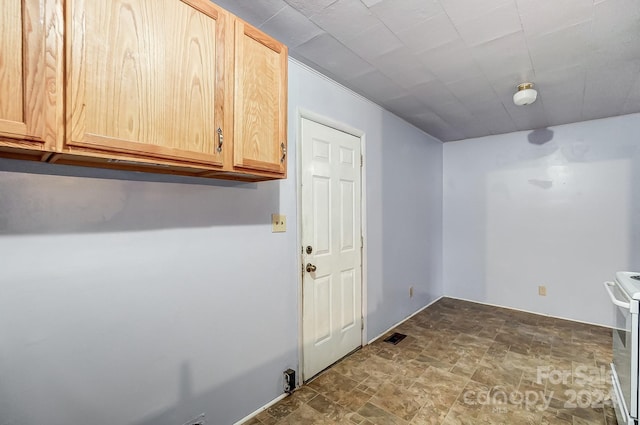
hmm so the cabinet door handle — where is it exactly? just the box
[217,128,223,153]
[280,142,286,163]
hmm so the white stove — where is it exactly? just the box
[605,272,640,425]
[617,272,640,300]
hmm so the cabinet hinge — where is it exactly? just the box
[361,315,364,330]
[360,154,364,167]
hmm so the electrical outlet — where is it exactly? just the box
[538,286,547,296]
[409,286,414,298]
[272,214,286,232]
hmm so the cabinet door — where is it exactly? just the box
[0,0,60,150]
[66,0,227,167]
[233,21,287,176]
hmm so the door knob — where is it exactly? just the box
[306,263,317,273]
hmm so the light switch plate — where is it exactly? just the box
[272,214,286,232]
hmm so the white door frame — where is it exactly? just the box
[296,109,368,382]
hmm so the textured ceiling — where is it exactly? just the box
[214,0,640,141]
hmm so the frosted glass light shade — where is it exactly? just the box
[513,83,537,106]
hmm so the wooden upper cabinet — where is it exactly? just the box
[233,20,288,177]
[0,0,62,157]
[0,0,288,180]
[65,0,228,168]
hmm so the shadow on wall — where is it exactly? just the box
[481,127,557,305]
[480,125,639,322]
[527,128,554,145]
[0,345,297,425]
[0,159,280,234]
[129,352,295,425]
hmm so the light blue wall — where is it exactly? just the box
[288,61,444,341]
[0,166,299,425]
[443,113,640,327]
[0,59,443,425]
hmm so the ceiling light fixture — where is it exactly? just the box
[513,82,538,106]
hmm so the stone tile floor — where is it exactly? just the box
[247,298,616,425]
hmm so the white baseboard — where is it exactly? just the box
[445,295,614,329]
[233,393,288,425]
[368,296,444,344]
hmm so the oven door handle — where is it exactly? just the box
[604,281,631,309]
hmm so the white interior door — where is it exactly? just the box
[301,118,362,380]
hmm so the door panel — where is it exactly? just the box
[1,0,23,125]
[340,180,355,250]
[233,21,287,175]
[0,0,59,148]
[315,275,332,344]
[302,118,362,380]
[313,176,331,254]
[66,0,225,166]
[340,270,356,330]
